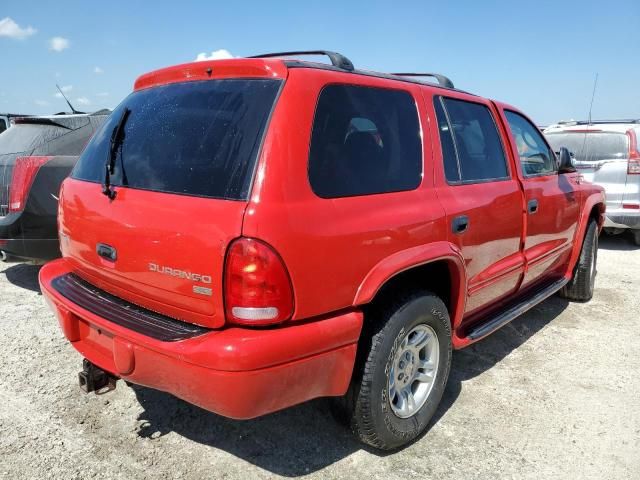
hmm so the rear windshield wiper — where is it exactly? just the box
[102,108,131,200]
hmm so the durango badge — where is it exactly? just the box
[148,263,213,285]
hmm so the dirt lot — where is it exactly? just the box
[1,233,639,480]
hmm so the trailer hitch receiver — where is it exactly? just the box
[78,359,117,394]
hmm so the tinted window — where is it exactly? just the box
[0,124,68,155]
[505,111,556,175]
[0,119,6,134]
[434,98,460,182]
[73,79,281,200]
[435,97,509,183]
[545,132,629,162]
[309,85,421,198]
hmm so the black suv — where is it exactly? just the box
[0,112,109,261]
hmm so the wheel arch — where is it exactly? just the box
[353,241,467,332]
[566,191,605,277]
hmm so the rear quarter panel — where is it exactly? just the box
[242,69,451,321]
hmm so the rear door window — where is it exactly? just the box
[434,97,509,183]
[308,84,422,198]
[72,79,282,200]
[0,118,7,134]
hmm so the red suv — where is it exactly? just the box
[40,51,605,450]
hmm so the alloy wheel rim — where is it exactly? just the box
[388,324,439,419]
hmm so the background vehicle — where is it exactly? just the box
[0,111,109,261]
[40,51,604,450]
[0,113,31,135]
[545,120,640,245]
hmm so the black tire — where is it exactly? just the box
[560,220,598,301]
[335,292,452,450]
[633,230,640,246]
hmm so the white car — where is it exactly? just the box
[545,120,640,245]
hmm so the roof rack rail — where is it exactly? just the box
[558,119,640,125]
[391,72,454,89]
[249,50,354,72]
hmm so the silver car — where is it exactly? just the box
[545,120,640,245]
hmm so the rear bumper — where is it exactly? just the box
[0,211,60,260]
[0,238,60,260]
[40,258,362,419]
[604,209,640,229]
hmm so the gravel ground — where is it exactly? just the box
[1,233,639,480]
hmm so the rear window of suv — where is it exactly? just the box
[0,123,70,155]
[72,79,281,200]
[308,84,422,198]
[545,131,629,162]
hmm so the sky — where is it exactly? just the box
[1,0,639,125]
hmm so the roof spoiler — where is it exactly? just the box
[13,117,72,129]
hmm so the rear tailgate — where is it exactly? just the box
[59,179,245,328]
[0,153,17,217]
[60,76,283,329]
[0,119,90,217]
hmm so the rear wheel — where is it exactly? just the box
[560,219,598,301]
[633,230,640,246]
[336,292,452,450]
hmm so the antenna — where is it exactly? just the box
[587,73,598,125]
[579,73,599,162]
[56,84,84,114]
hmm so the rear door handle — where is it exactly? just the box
[452,215,469,234]
[527,199,539,214]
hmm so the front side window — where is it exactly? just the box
[505,110,556,176]
[434,97,509,183]
[308,84,422,198]
[0,118,7,134]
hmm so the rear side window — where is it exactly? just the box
[434,97,509,183]
[308,85,422,198]
[0,119,6,134]
[545,132,629,162]
[73,79,281,200]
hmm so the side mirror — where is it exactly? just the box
[557,147,576,173]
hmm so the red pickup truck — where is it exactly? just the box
[40,51,605,450]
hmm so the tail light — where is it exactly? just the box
[627,129,640,175]
[8,156,53,212]
[224,237,294,326]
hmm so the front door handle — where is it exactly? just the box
[452,215,469,234]
[527,199,539,214]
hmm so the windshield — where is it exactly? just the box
[72,78,282,200]
[545,131,628,162]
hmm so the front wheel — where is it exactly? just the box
[560,219,598,301]
[345,292,452,450]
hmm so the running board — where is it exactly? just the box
[466,278,569,341]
